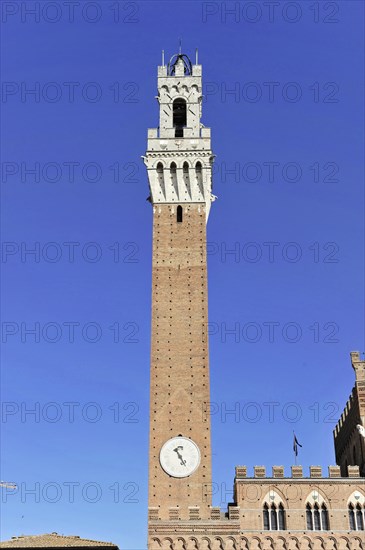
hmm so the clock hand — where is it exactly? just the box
[173,447,187,466]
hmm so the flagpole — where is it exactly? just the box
[293,430,297,465]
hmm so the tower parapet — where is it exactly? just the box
[235,464,361,478]
[143,51,215,220]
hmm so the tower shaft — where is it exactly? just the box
[149,203,211,519]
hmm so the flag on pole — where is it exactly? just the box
[293,433,302,456]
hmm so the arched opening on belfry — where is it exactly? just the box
[156,162,164,187]
[173,98,187,137]
[195,161,203,191]
[156,162,165,194]
[170,162,178,198]
[183,162,190,192]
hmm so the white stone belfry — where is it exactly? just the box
[143,52,215,220]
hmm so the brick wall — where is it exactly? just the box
[148,203,212,520]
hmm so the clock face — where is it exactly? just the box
[160,436,201,478]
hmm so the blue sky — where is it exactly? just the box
[1,1,364,548]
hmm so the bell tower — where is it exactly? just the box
[143,50,215,525]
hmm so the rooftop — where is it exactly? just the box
[0,533,119,548]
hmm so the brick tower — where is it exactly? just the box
[143,50,215,524]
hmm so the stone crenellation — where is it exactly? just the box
[334,391,355,436]
[333,352,365,476]
[234,466,360,479]
[149,506,240,523]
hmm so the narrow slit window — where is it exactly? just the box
[177,205,183,223]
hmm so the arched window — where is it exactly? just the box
[321,504,329,530]
[157,162,164,188]
[173,98,186,137]
[306,504,313,530]
[348,503,365,530]
[306,502,329,530]
[170,162,178,196]
[262,492,286,530]
[348,492,365,530]
[313,504,321,530]
[349,504,356,530]
[195,162,203,195]
[177,205,183,223]
[270,504,278,530]
[263,503,270,530]
[278,503,286,530]
[356,504,364,530]
[195,162,202,181]
[183,162,191,197]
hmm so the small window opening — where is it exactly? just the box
[177,205,183,223]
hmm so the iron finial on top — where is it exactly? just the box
[167,47,193,76]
